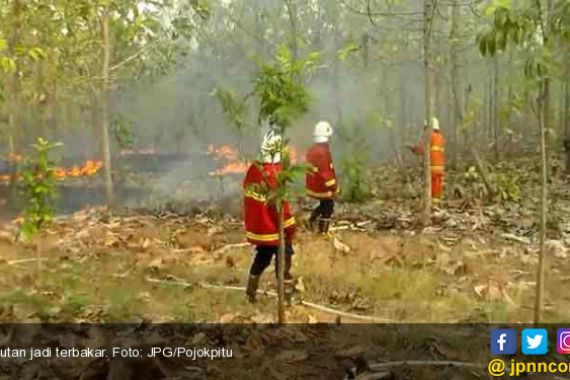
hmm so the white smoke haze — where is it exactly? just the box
[1,0,508,216]
[106,0,434,211]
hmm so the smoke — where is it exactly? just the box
[106,0,434,211]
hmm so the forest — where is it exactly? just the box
[0,0,570,378]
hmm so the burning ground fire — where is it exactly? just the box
[207,144,298,177]
[0,159,103,182]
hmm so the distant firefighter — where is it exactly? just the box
[305,121,339,235]
[242,129,296,304]
[408,117,445,204]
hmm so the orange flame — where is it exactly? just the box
[207,144,245,176]
[53,160,103,179]
[208,144,238,161]
[207,144,298,177]
[0,159,103,182]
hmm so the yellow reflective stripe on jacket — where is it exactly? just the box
[245,189,267,202]
[246,231,279,242]
[430,165,445,173]
[430,146,444,152]
[325,178,336,187]
[307,189,335,198]
[283,217,295,228]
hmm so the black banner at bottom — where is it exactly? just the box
[0,323,566,379]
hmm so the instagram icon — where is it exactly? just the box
[557,329,570,354]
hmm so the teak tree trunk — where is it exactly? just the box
[535,76,548,324]
[449,0,462,168]
[422,0,435,223]
[7,0,22,194]
[277,201,286,324]
[534,0,550,324]
[284,0,298,61]
[493,54,500,162]
[100,8,115,208]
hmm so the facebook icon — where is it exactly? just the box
[491,329,517,355]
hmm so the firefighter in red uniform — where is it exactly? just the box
[409,117,445,204]
[305,121,339,235]
[243,129,296,303]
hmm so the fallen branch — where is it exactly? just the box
[146,277,392,323]
[6,258,49,266]
[212,243,250,256]
[501,233,531,245]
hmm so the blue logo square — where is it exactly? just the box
[491,329,517,355]
[522,328,548,355]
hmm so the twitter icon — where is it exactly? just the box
[522,328,548,355]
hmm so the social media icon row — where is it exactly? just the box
[491,328,570,355]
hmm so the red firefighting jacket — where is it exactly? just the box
[305,143,339,199]
[243,162,296,246]
[411,130,445,174]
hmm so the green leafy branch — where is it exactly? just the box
[20,138,62,242]
[254,45,321,128]
[213,44,321,133]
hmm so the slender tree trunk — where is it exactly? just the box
[400,67,408,142]
[563,79,570,136]
[435,69,442,124]
[7,0,22,192]
[464,85,472,147]
[487,77,493,146]
[100,8,115,208]
[449,0,462,168]
[422,0,434,222]
[559,81,564,138]
[284,0,298,61]
[535,77,548,324]
[544,76,552,146]
[277,201,285,324]
[333,25,342,125]
[534,0,550,324]
[493,54,500,161]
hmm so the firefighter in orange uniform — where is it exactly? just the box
[409,117,445,203]
[243,129,296,303]
[306,121,339,234]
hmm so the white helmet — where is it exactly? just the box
[313,121,333,143]
[431,117,440,131]
[259,129,282,163]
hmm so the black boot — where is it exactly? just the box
[318,218,331,236]
[246,275,260,303]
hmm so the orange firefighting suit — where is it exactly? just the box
[243,161,296,277]
[305,142,339,229]
[411,130,445,201]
